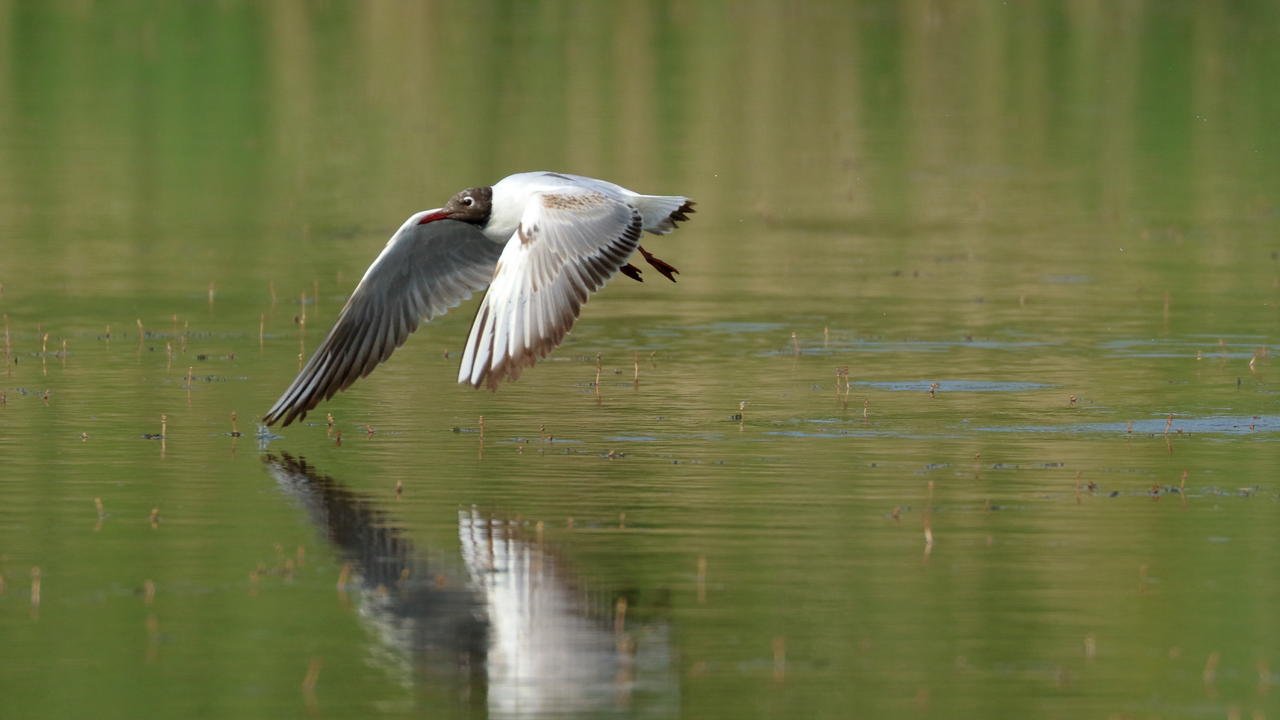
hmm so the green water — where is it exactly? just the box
[2,2,1279,718]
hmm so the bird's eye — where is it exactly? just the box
[461,196,474,207]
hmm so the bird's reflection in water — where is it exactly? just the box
[263,453,675,718]
[264,452,487,705]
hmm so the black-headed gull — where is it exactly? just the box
[263,171,694,427]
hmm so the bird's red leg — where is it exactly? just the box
[638,246,679,283]
[619,263,644,282]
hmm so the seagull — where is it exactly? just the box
[262,171,695,427]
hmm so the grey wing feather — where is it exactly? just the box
[263,218,502,427]
[458,192,643,390]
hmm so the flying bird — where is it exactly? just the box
[262,171,694,427]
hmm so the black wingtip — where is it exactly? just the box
[669,200,696,226]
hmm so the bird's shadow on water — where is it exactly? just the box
[261,453,676,718]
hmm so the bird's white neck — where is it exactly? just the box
[482,173,560,243]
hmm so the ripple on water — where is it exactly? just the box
[855,380,1055,392]
[1098,337,1278,359]
[604,432,727,443]
[688,321,789,334]
[761,339,1058,356]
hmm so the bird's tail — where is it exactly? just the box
[633,195,696,235]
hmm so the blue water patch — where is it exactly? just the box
[976,415,1280,436]
[763,430,969,440]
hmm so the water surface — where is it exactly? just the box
[2,2,1279,718]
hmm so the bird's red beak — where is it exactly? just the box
[417,210,450,225]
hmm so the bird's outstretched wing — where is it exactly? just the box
[458,190,642,389]
[264,214,502,426]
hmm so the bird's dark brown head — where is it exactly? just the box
[442,186,492,224]
[417,186,493,226]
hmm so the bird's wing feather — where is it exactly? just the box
[458,190,642,389]
[263,214,502,426]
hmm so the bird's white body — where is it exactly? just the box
[483,172,689,243]
[263,171,694,426]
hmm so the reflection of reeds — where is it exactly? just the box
[772,636,786,682]
[145,614,160,663]
[923,481,935,556]
[30,566,41,618]
[1203,650,1221,696]
[3,314,10,377]
[835,366,850,409]
[613,596,627,634]
[301,657,323,710]
[696,555,707,605]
